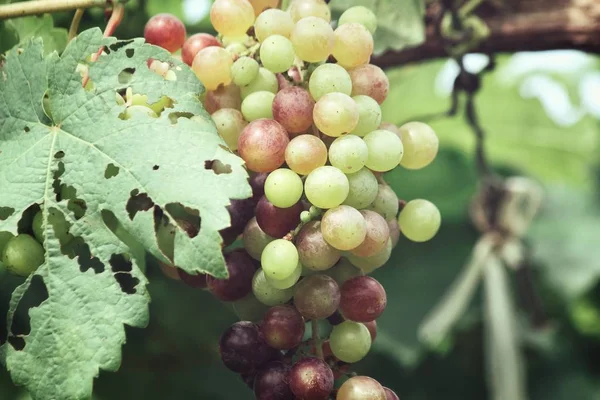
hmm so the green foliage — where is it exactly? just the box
[6,15,68,55]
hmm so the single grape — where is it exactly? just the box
[349,64,390,104]
[272,87,315,134]
[252,268,295,306]
[192,46,234,91]
[233,293,270,321]
[352,95,382,137]
[293,274,340,319]
[211,0,255,36]
[260,35,296,73]
[255,196,304,238]
[220,196,257,246]
[289,357,334,399]
[383,387,400,400]
[261,239,300,281]
[337,376,386,400]
[238,119,289,173]
[243,217,274,260]
[364,320,377,342]
[211,108,247,150]
[397,121,439,170]
[122,105,158,120]
[343,168,379,209]
[144,13,186,53]
[284,134,327,175]
[266,261,302,289]
[261,305,305,350]
[340,276,387,322]
[328,135,368,173]
[182,33,220,66]
[329,321,371,363]
[207,249,256,301]
[327,258,362,286]
[346,238,392,273]
[397,199,441,242]
[2,234,45,277]
[265,168,304,208]
[289,0,331,22]
[339,6,378,34]
[313,93,359,137]
[178,269,208,288]
[231,56,260,86]
[205,84,242,114]
[304,166,350,209]
[321,205,367,251]
[241,91,276,121]
[249,0,280,15]
[363,130,404,172]
[308,63,352,101]
[254,361,295,400]
[219,321,276,373]
[351,210,389,257]
[296,221,341,271]
[241,67,279,98]
[368,184,399,220]
[290,16,334,63]
[332,23,374,69]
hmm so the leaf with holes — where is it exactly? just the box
[0,28,249,399]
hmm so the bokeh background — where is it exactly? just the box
[1,0,600,399]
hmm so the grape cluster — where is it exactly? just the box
[141,1,443,399]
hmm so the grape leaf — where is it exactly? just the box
[0,28,249,399]
[5,15,68,55]
[329,0,426,55]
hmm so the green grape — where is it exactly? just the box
[397,121,439,170]
[327,258,362,286]
[332,23,374,69]
[261,239,299,280]
[210,0,255,36]
[241,91,276,121]
[398,199,441,242]
[2,234,44,277]
[266,261,302,289]
[122,105,158,120]
[255,9,294,42]
[32,211,44,243]
[321,205,367,251]
[367,184,399,220]
[290,16,334,63]
[192,47,234,91]
[289,0,331,22]
[363,129,404,172]
[338,6,378,34]
[313,93,359,137]
[0,231,15,257]
[231,56,260,86]
[347,238,392,273]
[260,35,296,73]
[343,168,378,209]
[351,95,382,137]
[164,70,177,81]
[308,63,352,101]
[130,93,173,115]
[252,268,295,306]
[241,67,278,98]
[232,293,271,322]
[32,209,73,244]
[328,135,368,174]
[242,217,274,260]
[304,166,349,209]
[264,168,304,208]
[211,108,248,151]
[330,321,371,363]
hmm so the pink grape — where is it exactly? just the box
[238,119,289,173]
[284,134,328,175]
[272,87,315,134]
[261,305,305,350]
[144,14,186,53]
[350,210,390,257]
[182,33,221,66]
[349,64,390,104]
[340,276,387,322]
[205,84,242,114]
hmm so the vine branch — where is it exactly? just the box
[0,0,106,20]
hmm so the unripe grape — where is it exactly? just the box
[339,6,378,34]
[343,168,379,209]
[261,239,299,281]
[363,130,404,172]
[368,184,399,220]
[313,93,359,137]
[265,168,304,208]
[308,63,352,101]
[352,95,382,137]
[304,166,350,209]
[397,121,439,170]
[398,199,441,242]
[346,238,392,273]
[290,16,334,63]
[260,35,295,73]
[242,217,274,260]
[241,67,279,98]
[241,91,276,121]
[289,0,331,22]
[294,274,340,319]
[211,0,255,37]
[328,135,368,174]
[255,9,294,41]
[329,322,371,363]
[231,56,260,86]
[144,14,186,53]
[182,33,220,66]
[332,23,374,69]
[252,268,295,306]
[192,47,234,91]
[2,234,45,277]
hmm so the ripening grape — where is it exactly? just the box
[340,276,387,322]
[304,166,350,209]
[260,35,295,73]
[339,6,378,34]
[238,119,289,173]
[211,108,247,150]
[363,130,404,172]
[327,258,362,286]
[384,387,400,400]
[252,268,295,306]
[346,238,392,273]
[349,64,390,104]
[241,67,279,98]
[329,321,371,363]
[284,135,327,175]
[368,184,399,220]
[241,91,276,121]
[272,87,315,134]
[343,168,379,209]
[205,84,242,114]
[328,135,368,173]
[144,14,186,53]
[308,63,352,101]
[249,0,279,15]
[289,357,334,399]
[231,56,260,86]
[337,376,387,400]
[255,196,303,238]
[332,23,374,68]
[290,16,334,63]
[2,234,45,277]
[313,93,359,137]
[321,205,367,251]
[261,305,305,349]
[207,250,256,301]
[219,321,276,373]
[350,210,389,257]
[294,274,340,319]
[211,0,255,37]
[182,33,220,66]
[266,261,302,289]
[261,239,299,280]
[364,320,378,342]
[398,199,441,242]
[352,95,382,137]
[264,168,304,208]
[254,361,295,399]
[255,8,294,42]
[387,218,400,248]
[296,221,341,271]
[397,121,439,170]
[242,217,274,260]
[192,47,234,91]
[289,0,331,22]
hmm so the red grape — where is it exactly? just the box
[272,87,315,134]
[364,320,377,342]
[254,361,295,400]
[220,197,257,246]
[337,376,387,400]
[340,276,387,322]
[255,196,303,238]
[219,321,277,373]
[207,250,256,301]
[349,64,390,105]
[289,357,334,400]
[238,119,289,173]
[261,305,305,350]
[350,210,390,257]
[177,269,208,288]
[294,275,340,320]
[383,387,400,400]
[144,14,186,53]
[250,172,269,203]
[182,33,221,66]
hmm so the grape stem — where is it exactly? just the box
[68,8,85,42]
[0,0,106,20]
[312,320,324,360]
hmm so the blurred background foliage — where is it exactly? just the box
[1,0,600,399]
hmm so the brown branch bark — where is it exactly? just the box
[372,0,600,68]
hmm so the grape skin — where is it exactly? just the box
[264,168,304,208]
[339,6,378,34]
[241,91,276,121]
[352,95,382,137]
[205,84,242,114]
[289,0,331,22]
[2,234,45,277]
[343,168,379,209]
[219,321,276,373]
[329,321,371,363]
[313,93,359,137]
[182,33,220,66]
[290,16,334,63]
[304,166,350,209]
[211,108,247,151]
[249,0,280,15]
[332,23,374,69]
[211,0,256,37]
[252,268,295,306]
[260,35,296,73]
[238,119,289,173]
[383,387,400,400]
[284,134,327,175]
[349,64,390,104]
[308,63,352,101]
[397,121,439,170]
[254,361,295,400]
[346,238,393,274]
[241,67,279,98]
[272,87,315,134]
[207,250,256,302]
[242,217,274,260]
[144,13,186,53]
[261,239,299,281]
[367,184,400,220]
[321,205,367,251]
[192,47,234,91]
[398,199,441,242]
[255,196,303,238]
[255,8,294,41]
[363,130,404,172]
[261,305,305,350]
[231,56,260,86]
[328,134,368,174]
